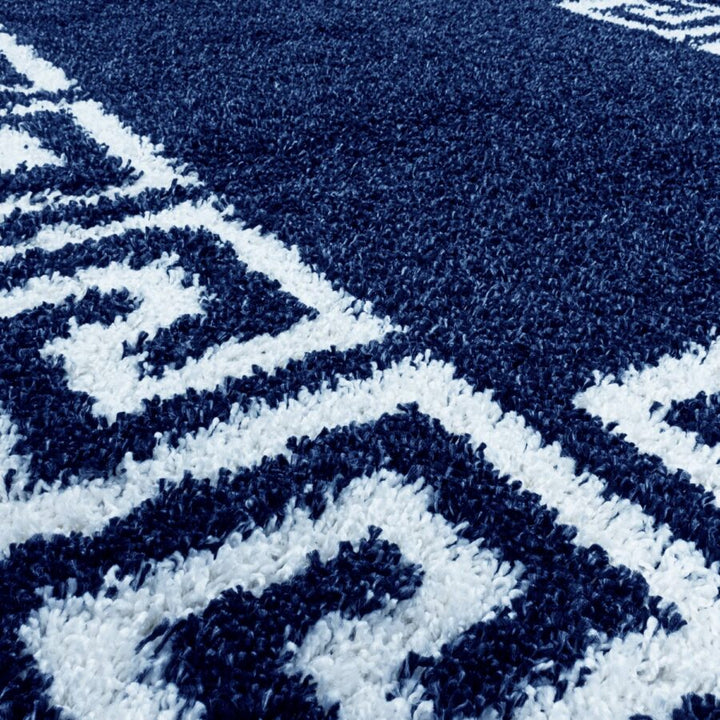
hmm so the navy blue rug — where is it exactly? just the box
[2,1,720,718]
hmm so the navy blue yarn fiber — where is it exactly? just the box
[0,55,29,88]
[8,0,720,564]
[0,412,671,719]
[0,226,313,483]
[0,109,137,203]
[2,0,720,717]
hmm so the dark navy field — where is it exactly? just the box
[2,1,720,718]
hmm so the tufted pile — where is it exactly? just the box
[2,1,720,718]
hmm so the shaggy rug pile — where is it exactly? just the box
[1,1,720,718]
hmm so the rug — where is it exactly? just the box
[1,1,720,718]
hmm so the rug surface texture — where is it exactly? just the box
[2,1,720,718]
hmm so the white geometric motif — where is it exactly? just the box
[559,0,720,55]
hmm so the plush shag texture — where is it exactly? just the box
[2,1,720,719]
